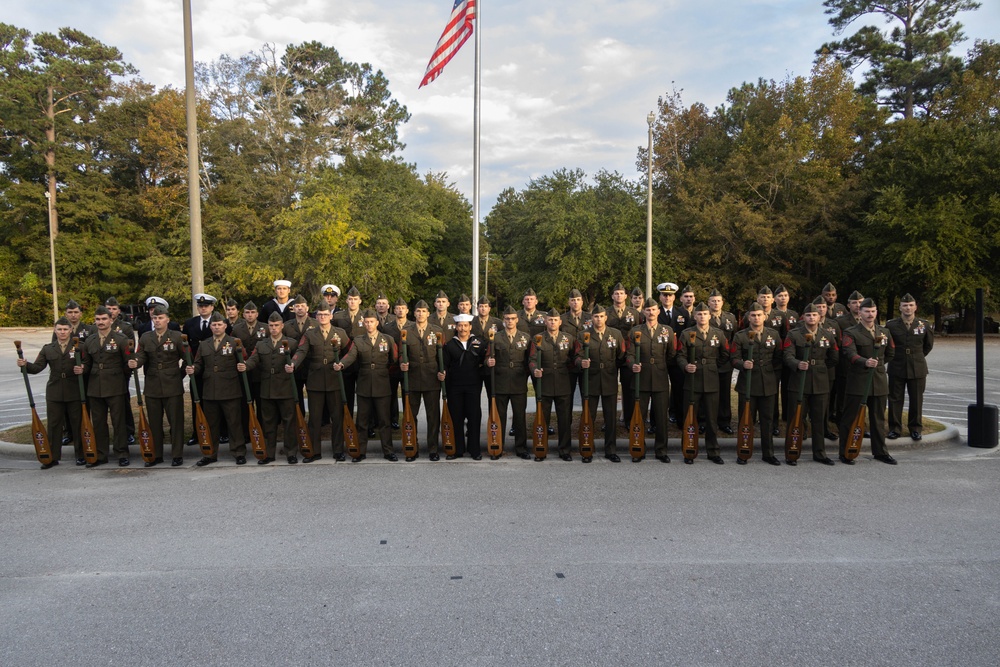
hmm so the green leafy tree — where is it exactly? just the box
[818,0,981,118]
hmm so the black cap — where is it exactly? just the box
[268,312,284,323]
[900,293,915,303]
[105,296,120,307]
[643,297,658,309]
[812,296,825,305]
[612,282,625,293]
[523,288,536,297]
[758,286,772,296]
[243,301,258,311]
[458,293,471,304]
[435,290,448,300]
[477,295,490,305]
[747,302,764,312]
[375,293,387,302]
[94,305,110,317]
[774,284,788,295]
[150,305,168,317]
[849,290,864,301]
[545,308,560,318]
[347,286,361,297]
[414,299,429,310]
[362,308,378,319]
[860,297,876,309]
[592,304,606,314]
[822,282,836,293]
[694,301,709,312]
[55,316,70,326]
[65,299,81,310]
[209,311,224,323]
[394,297,407,307]
[802,303,818,314]
[315,302,331,313]
[293,294,308,306]
[631,287,643,297]
[568,288,583,299]
[503,305,517,316]
[708,288,721,298]
[680,284,694,295]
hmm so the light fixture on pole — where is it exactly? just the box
[44,190,58,321]
[646,111,655,300]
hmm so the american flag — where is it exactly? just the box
[419,0,476,88]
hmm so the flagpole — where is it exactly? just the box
[472,1,481,302]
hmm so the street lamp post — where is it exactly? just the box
[646,111,655,300]
[44,190,58,321]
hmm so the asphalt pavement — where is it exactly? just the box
[1,439,998,666]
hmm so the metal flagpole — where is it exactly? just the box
[472,1,481,302]
[183,0,205,315]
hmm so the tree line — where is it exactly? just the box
[1,1,997,327]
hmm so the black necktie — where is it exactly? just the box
[201,319,207,332]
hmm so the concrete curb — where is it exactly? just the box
[0,423,968,463]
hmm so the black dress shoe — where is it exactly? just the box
[708,455,724,465]
[187,437,197,447]
[814,456,835,466]
[196,457,216,467]
[446,454,457,460]
[405,456,416,462]
[864,431,871,438]
[509,427,515,436]
[367,428,376,438]
[384,453,399,462]
[62,435,72,446]
[302,454,323,463]
[351,454,367,463]
[698,425,705,435]
[235,456,247,465]
[720,425,734,435]
[874,453,898,465]
[334,454,346,462]
[471,454,482,461]
[430,453,440,461]
[887,430,900,440]
[547,426,555,436]
[825,431,838,440]
[490,455,500,461]
[533,456,545,462]
[118,458,130,467]
[736,458,747,465]
[75,458,86,466]
[516,452,530,459]
[128,435,136,445]
[560,453,573,462]
[219,435,230,444]
[772,427,780,436]
[144,459,157,468]
[258,457,274,465]
[391,422,400,430]
[581,456,592,463]
[762,456,781,466]
[838,455,855,465]
[605,453,621,463]
[287,455,298,464]
[171,458,183,467]
[683,458,693,464]
[911,431,922,441]
[785,459,797,466]
[668,415,677,424]
[656,454,670,463]
[86,460,107,468]
[40,461,59,470]
[646,425,655,434]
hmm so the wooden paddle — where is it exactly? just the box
[15,341,53,466]
[784,332,812,462]
[400,329,418,460]
[736,332,755,462]
[181,334,214,457]
[126,340,155,464]
[531,334,548,460]
[845,365,875,461]
[438,342,456,457]
[486,330,503,459]
[235,339,268,461]
[628,330,645,462]
[281,341,312,458]
[578,332,594,460]
[681,331,700,461]
[73,338,98,464]
[333,345,360,458]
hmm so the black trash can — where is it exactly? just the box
[968,404,999,449]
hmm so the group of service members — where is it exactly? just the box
[16,279,933,470]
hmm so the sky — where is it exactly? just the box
[6,1,999,215]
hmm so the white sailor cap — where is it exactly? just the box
[273,279,292,288]
[321,284,341,296]
[145,296,169,309]
[656,282,678,294]
[194,293,217,305]
[453,314,474,323]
